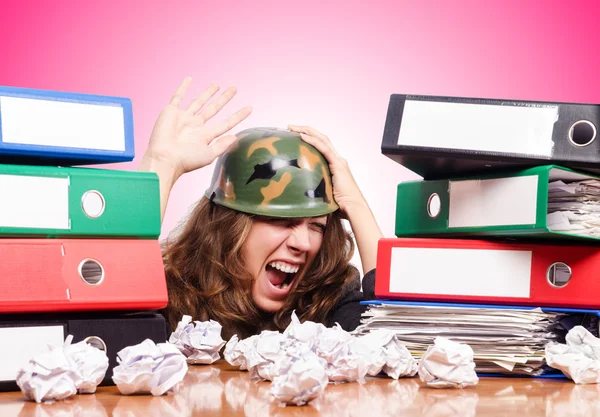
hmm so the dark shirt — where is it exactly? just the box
[328,268,376,332]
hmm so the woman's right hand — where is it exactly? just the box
[139,77,252,222]
[142,77,253,181]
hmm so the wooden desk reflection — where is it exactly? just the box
[1,361,600,416]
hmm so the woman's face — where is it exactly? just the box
[242,215,328,313]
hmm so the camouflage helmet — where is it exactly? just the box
[205,127,339,217]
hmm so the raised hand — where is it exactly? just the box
[288,124,383,274]
[145,77,253,181]
[140,77,252,221]
[287,124,366,215]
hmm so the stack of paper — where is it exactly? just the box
[354,302,599,376]
[547,179,600,236]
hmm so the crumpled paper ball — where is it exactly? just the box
[282,312,326,350]
[112,339,188,396]
[15,335,109,403]
[224,334,260,370]
[225,313,364,384]
[316,324,368,383]
[418,336,479,388]
[351,329,418,380]
[168,315,226,364]
[269,343,329,406]
[64,336,110,393]
[224,311,425,406]
[245,331,287,382]
[546,325,600,384]
[224,331,288,382]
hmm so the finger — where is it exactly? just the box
[294,126,342,160]
[299,132,338,156]
[299,133,340,164]
[197,86,238,123]
[186,83,220,115]
[207,134,239,162]
[170,77,192,107]
[288,125,330,142]
[208,105,253,139]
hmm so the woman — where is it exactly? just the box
[139,78,382,339]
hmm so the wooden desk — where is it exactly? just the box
[0,361,597,416]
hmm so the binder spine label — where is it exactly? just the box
[389,247,532,298]
[397,99,558,157]
[448,175,539,227]
[0,174,69,229]
[0,325,64,381]
[0,95,126,151]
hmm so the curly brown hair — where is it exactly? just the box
[160,196,356,340]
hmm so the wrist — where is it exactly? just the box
[344,199,383,232]
[343,200,372,220]
[339,194,370,215]
[139,153,181,187]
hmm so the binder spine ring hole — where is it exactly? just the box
[81,190,105,218]
[84,336,107,353]
[78,259,104,285]
[568,120,597,147]
[546,262,571,288]
[427,193,441,218]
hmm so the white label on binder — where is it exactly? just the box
[389,247,532,298]
[0,325,65,381]
[398,100,558,157]
[0,95,126,151]
[448,175,538,227]
[0,174,69,229]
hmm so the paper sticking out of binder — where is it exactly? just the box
[395,165,600,242]
[355,300,600,377]
[546,177,600,236]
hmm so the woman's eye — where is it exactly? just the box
[311,223,326,233]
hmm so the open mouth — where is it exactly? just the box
[265,261,300,290]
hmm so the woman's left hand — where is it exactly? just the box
[289,125,383,274]
[288,124,366,215]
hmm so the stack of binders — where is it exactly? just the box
[0,86,169,391]
[357,93,600,377]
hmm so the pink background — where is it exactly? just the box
[2,0,600,270]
